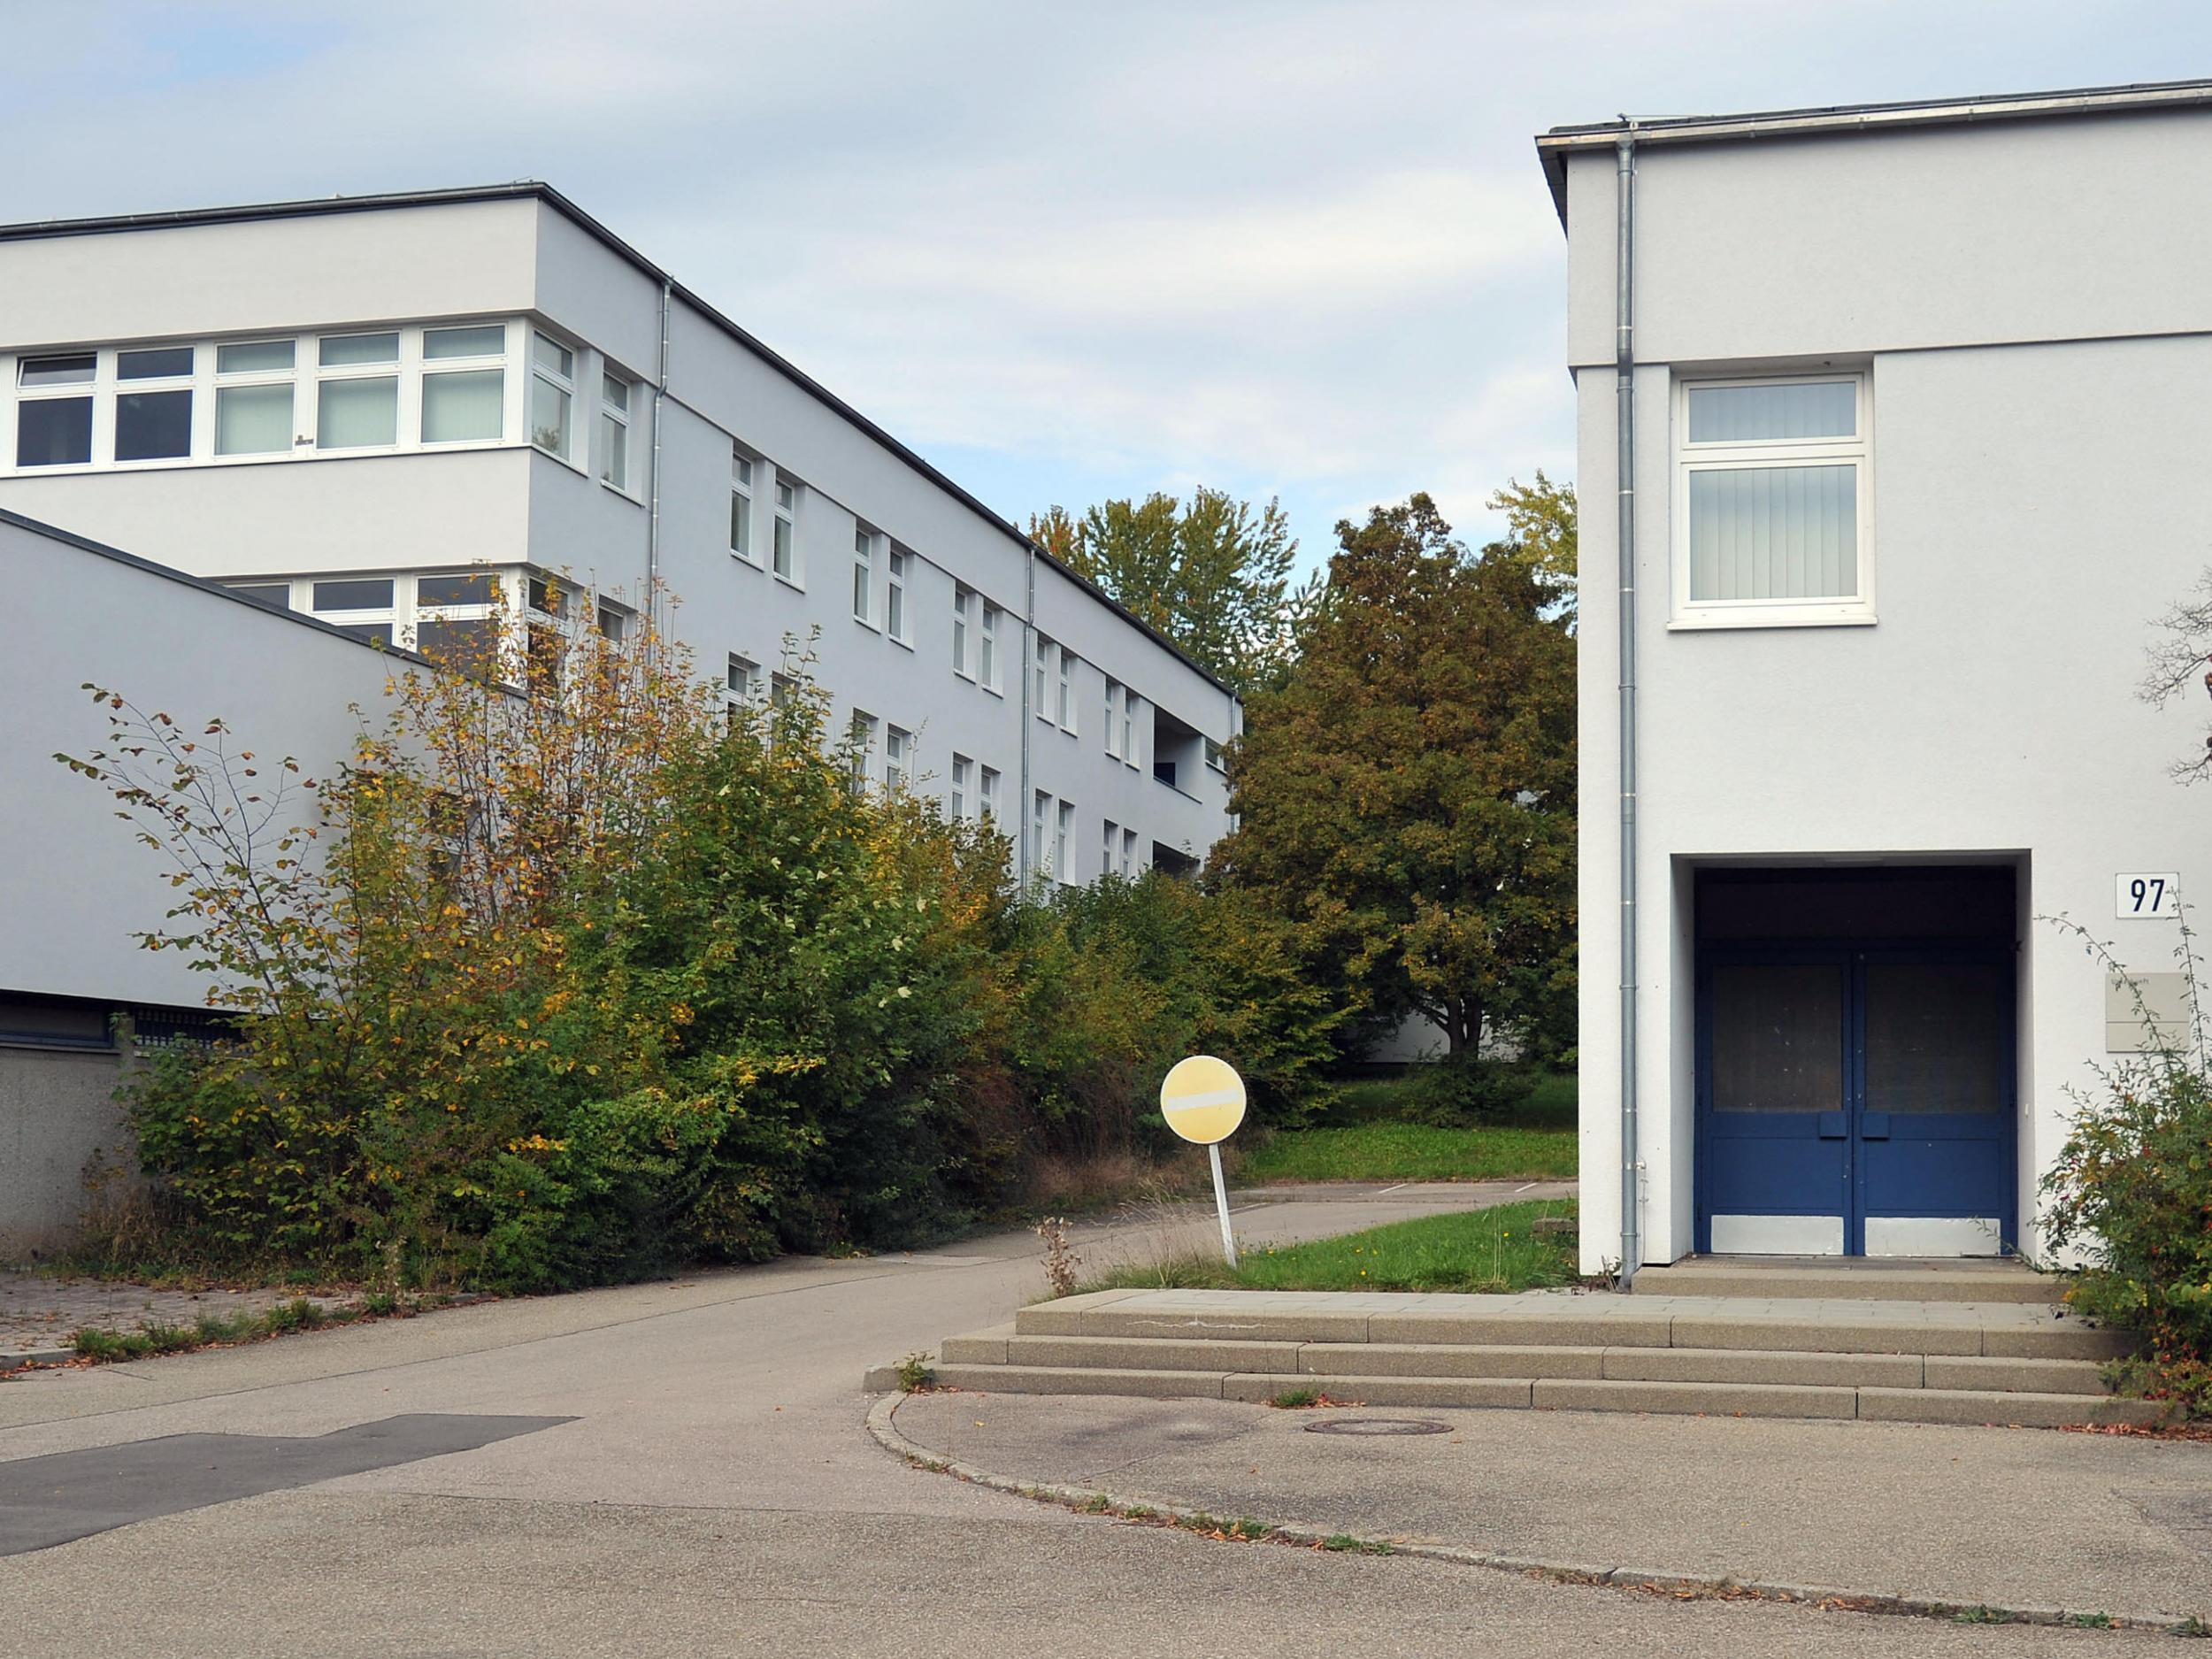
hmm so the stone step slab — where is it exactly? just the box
[1299,1341,1605,1380]
[909,1364,2169,1428]
[1631,1262,2065,1305]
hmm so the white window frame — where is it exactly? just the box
[852,526,877,628]
[1103,678,1122,757]
[1055,800,1073,884]
[730,450,757,564]
[886,549,909,645]
[979,765,1001,822]
[598,369,635,496]
[312,330,404,456]
[952,586,973,680]
[949,753,972,820]
[1124,688,1140,771]
[884,725,910,792]
[1057,649,1077,733]
[531,330,579,465]
[1102,818,1118,879]
[418,324,506,448]
[772,477,800,586]
[1034,636,1054,722]
[979,603,1001,693]
[849,710,878,782]
[213,338,298,460]
[726,653,759,705]
[1121,826,1137,878]
[1033,790,1051,876]
[1671,371,1874,631]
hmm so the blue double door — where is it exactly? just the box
[1696,947,2016,1256]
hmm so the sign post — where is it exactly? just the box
[1160,1055,1248,1268]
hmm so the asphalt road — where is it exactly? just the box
[0,1189,2172,1656]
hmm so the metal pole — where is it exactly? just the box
[1615,123,1642,1287]
[1208,1143,1238,1268]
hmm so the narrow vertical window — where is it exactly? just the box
[531,333,575,458]
[730,452,755,560]
[1123,688,1138,768]
[886,549,907,641]
[950,754,972,819]
[599,372,632,491]
[952,587,972,677]
[979,603,999,689]
[215,339,296,457]
[1033,636,1052,720]
[979,765,1001,821]
[1104,678,1121,757]
[852,527,875,625]
[1057,649,1075,732]
[772,479,796,580]
[1122,827,1137,877]
[419,325,504,443]
[849,710,877,781]
[315,332,399,450]
[1033,791,1050,876]
[1102,818,1118,879]
[885,726,910,791]
[115,345,195,461]
[1055,801,1073,883]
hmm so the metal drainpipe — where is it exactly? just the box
[645,278,672,653]
[1018,545,1036,888]
[1615,123,1642,1286]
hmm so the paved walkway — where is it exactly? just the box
[1,1274,358,1366]
[887,1386,2212,1627]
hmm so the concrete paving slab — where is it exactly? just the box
[889,1387,2212,1623]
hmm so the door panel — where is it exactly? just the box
[1698,948,2016,1256]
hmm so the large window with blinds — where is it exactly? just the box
[1673,373,1871,628]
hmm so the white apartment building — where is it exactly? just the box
[0,183,1239,886]
[1543,82,2212,1278]
[0,184,1239,1249]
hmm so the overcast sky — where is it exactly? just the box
[10,2,2211,571]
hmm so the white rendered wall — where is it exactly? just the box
[4,518,409,1008]
[1565,122,2211,1273]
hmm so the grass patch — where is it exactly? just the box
[1236,1121,1575,1186]
[65,1293,453,1366]
[1081,1198,1578,1295]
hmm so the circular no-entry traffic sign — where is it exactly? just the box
[1159,1054,1248,1146]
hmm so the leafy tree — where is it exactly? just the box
[1488,471,1578,621]
[1210,492,1576,1061]
[1030,488,1302,696]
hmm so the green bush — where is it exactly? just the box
[79,618,1345,1294]
[2041,1042,2212,1410]
[1403,1055,1538,1125]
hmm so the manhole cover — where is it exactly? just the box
[1303,1417,1452,1437]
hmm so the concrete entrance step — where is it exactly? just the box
[951,1327,2115,1394]
[890,1288,2158,1428]
[921,1363,2162,1429]
[1629,1256,2063,1304]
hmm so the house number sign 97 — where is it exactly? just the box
[2116,873,2181,918]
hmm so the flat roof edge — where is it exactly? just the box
[1533,78,2212,225]
[0,183,1238,702]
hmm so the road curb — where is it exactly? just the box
[864,1392,2207,1637]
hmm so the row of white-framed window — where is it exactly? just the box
[6,319,640,492]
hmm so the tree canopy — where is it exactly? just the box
[1210,492,1577,1058]
[1030,488,1302,697]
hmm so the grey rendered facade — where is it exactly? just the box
[1544,83,2212,1276]
[0,186,1238,1248]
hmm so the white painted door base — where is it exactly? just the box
[1863,1216,2004,1256]
[1709,1214,1844,1255]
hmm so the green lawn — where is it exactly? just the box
[1233,1066,1578,1186]
[1234,1121,1575,1185]
[1083,1198,1579,1295]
